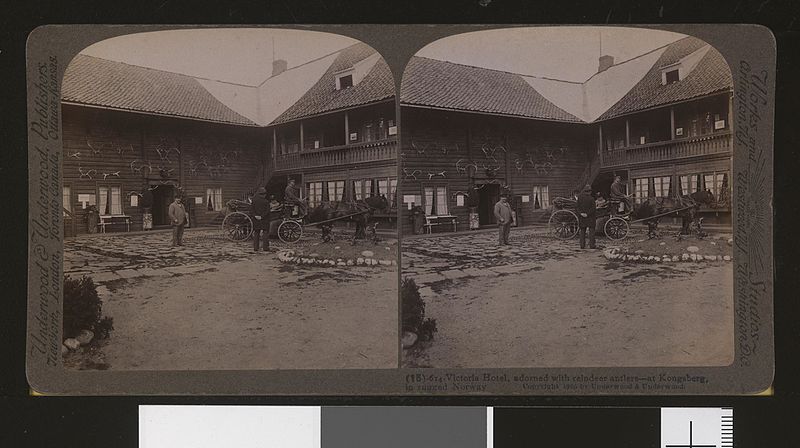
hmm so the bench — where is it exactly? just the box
[98,215,131,233]
[423,215,458,234]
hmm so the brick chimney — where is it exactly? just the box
[598,55,614,73]
[272,59,288,77]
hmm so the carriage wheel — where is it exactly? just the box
[548,209,579,240]
[604,216,630,241]
[278,220,303,243]
[221,212,253,241]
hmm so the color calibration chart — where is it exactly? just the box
[140,406,733,448]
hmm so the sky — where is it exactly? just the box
[415,27,687,82]
[81,28,359,86]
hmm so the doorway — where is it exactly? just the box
[151,184,175,226]
[477,183,500,226]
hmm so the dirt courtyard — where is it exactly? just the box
[402,226,734,368]
[64,229,398,370]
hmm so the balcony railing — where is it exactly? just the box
[602,132,732,168]
[273,138,397,172]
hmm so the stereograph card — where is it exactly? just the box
[26,24,774,395]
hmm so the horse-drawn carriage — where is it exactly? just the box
[221,195,389,244]
[548,190,715,241]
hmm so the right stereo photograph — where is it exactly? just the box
[399,27,734,369]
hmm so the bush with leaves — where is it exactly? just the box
[63,275,114,340]
[401,277,437,342]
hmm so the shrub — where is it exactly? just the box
[63,275,114,340]
[401,277,437,342]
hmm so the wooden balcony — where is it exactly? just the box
[602,131,732,168]
[273,138,397,172]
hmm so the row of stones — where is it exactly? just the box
[603,247,732,263]
[277,250,397,268]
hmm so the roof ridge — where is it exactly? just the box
[75,54,258,88]
[255,41,369,87]
[413,36,685,86]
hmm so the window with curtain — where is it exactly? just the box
[377,179,389,199]
[353,180,363,200]
[532,185,549,209]
[364,179,373,198]
[389,178,398,207]
[435,186,448,215]
[423,187,434,215]
[679,174,699,195]
[634,178,649,204]
[307,182,323,208]
[653,176,671,198]
[703,172,728,200]
[206,187,223,211]
[63,186,72,215]
[327,181,344,201]
[98,186,122,215]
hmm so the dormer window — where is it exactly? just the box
[335,71,354,90]
[665,68,679,84]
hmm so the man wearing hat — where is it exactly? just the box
[252,186,271,252]
[576,184,597,249]
[494,192,513,246]
[284,178,306,218]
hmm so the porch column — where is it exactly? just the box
[625,119,630,148]
[272,128,277,166]
[344,111,350,146]
[670,107,676,140]
[299,121,304,152]
[598,124,604,165]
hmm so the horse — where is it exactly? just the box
[630,190,716,239]
[306,195,390,244]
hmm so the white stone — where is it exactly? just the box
[334,246,341,250]
[690,254,698,261]
[634,250,645,255]
[337,261,346,266]
[659,242,666,246]
[682,253,690,261]
[401,331,418,348]
[672,255,679,262]
[357,257,365,265]
[379,260,392,266]
[347,260,354,266]
[64,338,81,350]
[687,246,700,253]
[727,238,734,245]
[723,255,732,261]
[710,241,717,246]
[361,250,375,257]
[704,255,717,261]
[76,330,94,346]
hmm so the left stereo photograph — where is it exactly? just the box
[30,27,399,378]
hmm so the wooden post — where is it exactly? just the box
[272,127,277,163]
[299,121,304,152]
[598,124,604,166]
[625,119,630,148]
[344,112,350,146]
[670,107,676,140]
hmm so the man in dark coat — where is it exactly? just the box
[576,184,596,249]
[251,187,270,252]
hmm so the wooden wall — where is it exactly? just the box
[399,107,595,235]
[61,105,266,234]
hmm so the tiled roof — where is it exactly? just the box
[62,54,257,126]
[598,37,733,120]
[271,43,396,124]
[400,56,583,122]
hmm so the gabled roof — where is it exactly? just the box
[400,56,583,122]
[598,37,733,120]
[62,54,257,126]
[271,43,395,124]
[402,36,733,124]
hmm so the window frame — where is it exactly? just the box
[306,181,323,208]
[532,185,550,209]
[97,184,124,216]
[205,187,223,212]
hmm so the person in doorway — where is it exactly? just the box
[252,187,270,252]
[284,178,307,218]
[494,193,513,246]
[141,185,154,230]
[576,185,596,249]
[610,175,630,214]
[168,196,187,246]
